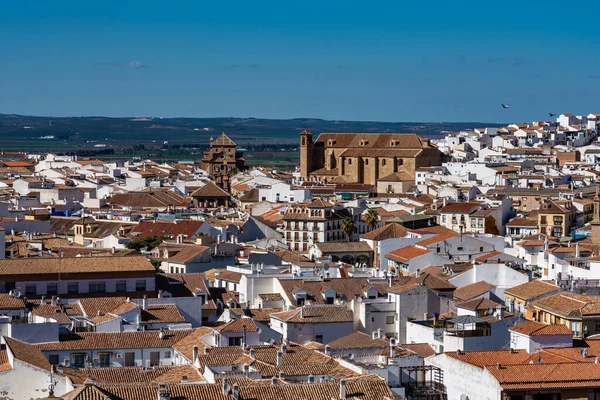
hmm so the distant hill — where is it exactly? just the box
[0,114,504,151]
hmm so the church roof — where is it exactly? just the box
[212,132,236,147]
[314,133,432,149]
[190,182,230,198]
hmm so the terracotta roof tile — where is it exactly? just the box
[415,231,460,247]
[0,255,155,276]
[4,336,52,371]
[386,246,430,262]
[505,280,560,301]
[453,281,496,301]
[36,330,194,351]
[509,321,573,336]
[271,305,354,324]
[361,223,408,241]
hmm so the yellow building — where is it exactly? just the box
[504,280,561,319]
[530,292,600,338]
[537,199,579,238]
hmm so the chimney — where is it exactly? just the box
[340,379,347,399]
[143,295,148,311]
[158,290,163,299]
[243,364,250,374]
[495,306,504,320]
[276,351,283,366]
[233,383,240,400]
[281,344,287,353]
[576,242,580,258]
[181,376,188,384]
[308,374,315,384]
[51,296,57,306]
[390,338,397,358]
[496,363,501,370]
[388,275,393,288]
[278,371,285,380]
[222,379,229,396]
[377,328,383,339]
[271,376,278,385]
[192,345,199,361]
[111,246,115,254]
[203,347,209,355]
[41,296,46,305]
[249,348,256,358]
[416,268,420,278]
[300,306,304,319]
[157,383,170,400]
[217,234,222,243]
[176,234,183,244]
[324,345,331,356]
[423,312,428,321]
[159,328,165,339]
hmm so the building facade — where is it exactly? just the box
[299,131,444,187]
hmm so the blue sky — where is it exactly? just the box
[1,0,598,122]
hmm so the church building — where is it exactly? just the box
[299,130,444,188]
[200,131,245,191]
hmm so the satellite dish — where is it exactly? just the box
[13,290,21,299]
[487,307,494,315]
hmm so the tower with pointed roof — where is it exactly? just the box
[200,131,244,191]
[592,178,600,244]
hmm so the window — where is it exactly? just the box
[348,158,352,165]
[99,353,111,368]
[135,280,147,292]
[386,315,395,325]
[62,284,78,297]
[48,355,59,365]
[116,281,127,292]
[150,351,160,366]
[480,247,484,252]
[571,321,581,337]
[365,159,369,166]
[164,351,171,358]
[325,297,334,305]
[457,247,464,251]
[229,336,242,346]
[124,352,135,367]
[89,282,106,294]
[596,321,600,332]
[72,354,86,368]
[47,283,58,295]
[315,334,324,343]
[25,285,37,296]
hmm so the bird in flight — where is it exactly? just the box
[502,104,510,109]
[549,113,556,117]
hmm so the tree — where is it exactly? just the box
[125,236,164,251]
[363,208,379,231]
[341,217,356,241]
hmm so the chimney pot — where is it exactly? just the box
[193,345,199,360]
[222,379,229,396]
[276,351,283,366]
[340,380,347,399]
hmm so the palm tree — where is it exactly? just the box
[341,217,356,241]
[363,208,379,231]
